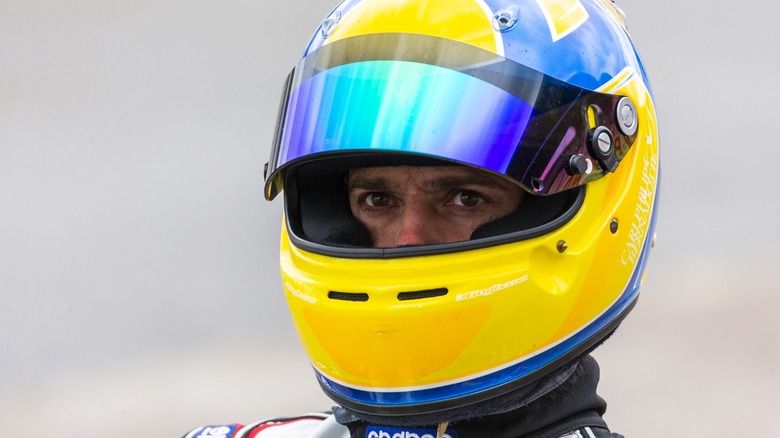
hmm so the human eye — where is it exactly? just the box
[450,190,485,207]
[361,192,392,207]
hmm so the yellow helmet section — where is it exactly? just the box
[324,0,504,55]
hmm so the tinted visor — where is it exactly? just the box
[265,34,637,200]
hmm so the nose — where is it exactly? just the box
[390,203,444,247]
[394,212,431,247]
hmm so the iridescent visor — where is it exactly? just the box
[265,34,637,199]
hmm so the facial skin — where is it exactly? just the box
[348,166,525,248]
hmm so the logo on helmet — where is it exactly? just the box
[622,146,658,266]
[455,275,529,301]
[284,279,317,304]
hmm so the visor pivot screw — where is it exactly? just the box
[616,97,638,136]
[596,129,613,155]
[320,10,342,38]
[589,126,618,172]
[567,154,593,175]
[610,219,619,234]
[493,6,520,32]
[557,240,568,253]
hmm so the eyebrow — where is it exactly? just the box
[348,177,395,192]
[348,173,513,193]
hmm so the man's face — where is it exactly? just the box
[348,165,525,248]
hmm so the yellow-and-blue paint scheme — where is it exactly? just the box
[270,0,660,412]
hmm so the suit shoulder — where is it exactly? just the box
[184,413,349,438]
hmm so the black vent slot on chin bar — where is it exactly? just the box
[328,291,370,302]
[397,288,449,301]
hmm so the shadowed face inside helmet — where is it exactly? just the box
[282,154,584,258]
[348,165,525,247]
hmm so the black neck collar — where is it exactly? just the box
[335,356,609,438]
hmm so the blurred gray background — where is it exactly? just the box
[2,0,778,436]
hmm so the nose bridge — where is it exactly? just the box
[395,196,438,246]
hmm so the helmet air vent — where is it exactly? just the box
[493,5,520,32]
[328,291,370,302]
[397,288,449,301]
[320,10,341,38]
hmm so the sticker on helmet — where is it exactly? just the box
[621,146,658,266]
[455,275,529,301]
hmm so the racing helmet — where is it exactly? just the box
[264,0,659,418]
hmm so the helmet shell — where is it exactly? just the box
[269,0,659,415]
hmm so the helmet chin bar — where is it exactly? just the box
[318,296,637,418]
